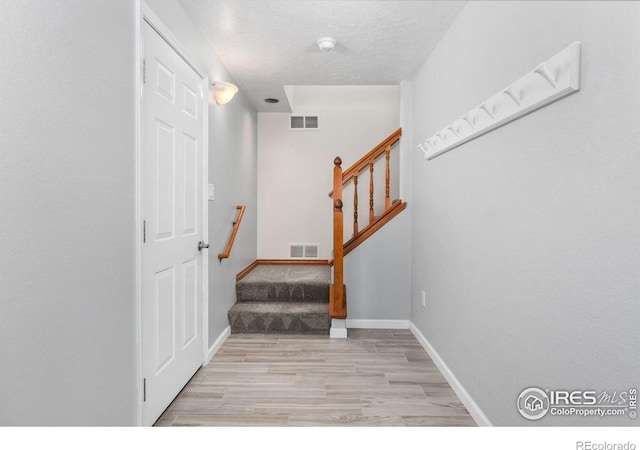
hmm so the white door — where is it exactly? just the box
[141,20,206,426]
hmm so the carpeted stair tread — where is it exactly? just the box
[230,302,329,314]
[236,264,330,303]
[228,302,330,334]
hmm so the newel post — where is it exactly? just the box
[330,157,347,325]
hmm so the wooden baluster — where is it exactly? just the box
[369,160,374,224]
[353,171,358,236]
[331,157,346,319]
[385,144,391,210]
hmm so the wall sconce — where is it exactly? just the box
[212,81,238,105]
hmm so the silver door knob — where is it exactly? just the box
[198,240,209,251]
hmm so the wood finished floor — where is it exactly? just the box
[155,329,476,427]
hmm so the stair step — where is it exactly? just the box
[228,302,330,334]
[236,264,330,303]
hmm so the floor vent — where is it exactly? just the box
[289,243,320,259]
[290,115,319,130]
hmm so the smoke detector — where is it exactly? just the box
[317,37,336,52]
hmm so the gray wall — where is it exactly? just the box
[0,0,257,425]
[343,82,413,324]
[409,1,640,425]
[145,0,258,351]
[0,0,137,425]
[207,99,257,344]
[344,210,411,322]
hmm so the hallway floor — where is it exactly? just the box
[154,329,476,426]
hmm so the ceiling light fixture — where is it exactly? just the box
[317,37,336,52]
[212,81,238,105]
[264,98,279,104]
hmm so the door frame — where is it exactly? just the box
[135,1,209,426]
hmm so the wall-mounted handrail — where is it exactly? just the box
[218,205,246,261]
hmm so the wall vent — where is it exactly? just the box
[289,243,320,259]
[289,115,319,130]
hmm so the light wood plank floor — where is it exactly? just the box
[155,329,476,427]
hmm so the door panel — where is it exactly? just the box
[154,59,175,102]
[154,266,175,372]
[182,134,198,235]
[141,20,205,426]
[182,83,198,119]
[155,120,175,240]
[182,258,197,347]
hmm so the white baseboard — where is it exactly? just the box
[346,319,410,329]
[205,325,230,364]
[409,322,492,427]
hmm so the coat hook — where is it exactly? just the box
[534,63,557,88]
[479,103,495,120]
[503,87,521,106]
[462,116,475,130]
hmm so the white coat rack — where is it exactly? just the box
[418,41,582,160]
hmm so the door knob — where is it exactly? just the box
[198,240,209,251]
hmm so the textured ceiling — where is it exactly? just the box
[179,0,466,112]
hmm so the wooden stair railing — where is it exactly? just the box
[329,128,406,319]
[218,205,246,261]
[330,158,346,319]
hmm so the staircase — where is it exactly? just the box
[228,264,331,334]
[227,127,406,335]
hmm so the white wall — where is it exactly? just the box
[257,86,400,260]
[409,1,640,426]
[0,0,137,425]
[146,0,258,355]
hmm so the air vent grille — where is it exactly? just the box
[290,245,304,258]
[290,116,304,129]
[289,243,320,259]
[304,116,318,129]
[290,115,319,130]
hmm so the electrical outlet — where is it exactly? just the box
[421,290,426,307]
